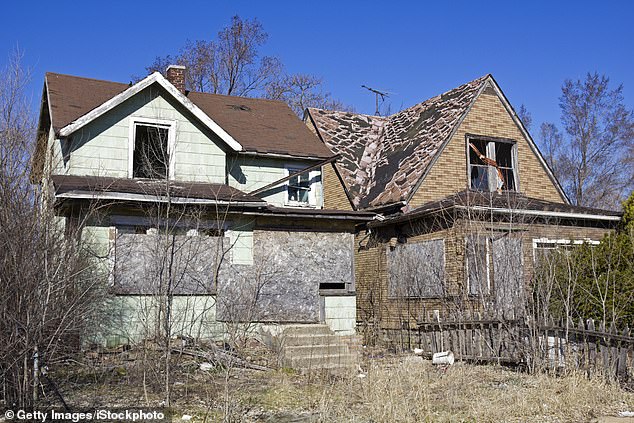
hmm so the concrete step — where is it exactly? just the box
[281,334,340,346]
[288,353,357,369]
[282,324,333,336]
[283,344,349,358]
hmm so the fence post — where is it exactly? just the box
[617,326,630,381]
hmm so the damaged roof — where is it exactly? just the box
[44,72,333,159]
[307,75,489,209]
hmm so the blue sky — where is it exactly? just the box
[2,0,632,132]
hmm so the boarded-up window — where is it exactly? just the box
[492,237,523,312]
[388,239,445,298]
[114,227,226,295]
[466,236,489,296]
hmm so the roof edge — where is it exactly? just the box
[56,72,243,152]
[486,74,570,204]
[403,74,490,205]
[304,109,358,210]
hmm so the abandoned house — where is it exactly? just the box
[32,66,374,356]
[33,67,622,353]
[305,74,622,345]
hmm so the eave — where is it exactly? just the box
[55,72,243,152]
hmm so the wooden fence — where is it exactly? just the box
[411,312,634,382]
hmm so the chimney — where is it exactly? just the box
[166,65,186,94]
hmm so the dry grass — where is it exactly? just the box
[314,357,634,422]
[50,351,634,422]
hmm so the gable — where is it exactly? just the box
[308,75,486,209]
[56,83,227,183]
[409,84,567,207]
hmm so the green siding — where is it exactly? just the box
[58,84,226,183]
[227,156,323,207]
[101,296,223,346]
[81,224,113,277]
[324,296,356,335]
[227,219,255,265]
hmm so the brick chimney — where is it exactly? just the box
[166,65,186,94]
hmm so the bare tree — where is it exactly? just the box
[139,15,350,116]
[141,16,281,97]
[517,104,532,132]
[0,50,111,408]
[265,73,354,116]
[540,73,634,209]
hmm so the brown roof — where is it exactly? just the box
[308,75,488,209]
[44,72,333,159]
[46,73,129,133]
[369,190,622,227]
[51,175,266,204]
[187,92,332,158]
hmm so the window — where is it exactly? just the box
[285,167,320,207]
[491,236,523,311]
[532,238,600,263]
[128,118,175,179]
[113,224,225,294]
[467,136,517,192]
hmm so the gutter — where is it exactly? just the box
[369,203,621,227]
[238,150,332,161]
[458,205,622,222]
[241,210,374,221]
[55,191,267,207]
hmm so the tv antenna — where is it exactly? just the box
[362,85,391,116]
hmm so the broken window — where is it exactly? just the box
[286,167,320,206]
[132,122,171,179]
[468,137,517,192]
[388,239,445,298]
[466,235,490,296]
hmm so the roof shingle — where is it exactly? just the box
[44,72,333,159]
[308,75,488,209]
[51,175,265,204]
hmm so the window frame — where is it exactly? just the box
[284,166,320,208]
[128,117,177,180]
[531,237,600,262]
[466,134,519,192]
[465,235,491,297]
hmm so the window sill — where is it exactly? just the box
[468,187,518,194]
[319,290,355,296]
[283,202,318,209]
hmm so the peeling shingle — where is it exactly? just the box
[309,75,488,209]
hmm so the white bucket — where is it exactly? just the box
[432,351,454,365]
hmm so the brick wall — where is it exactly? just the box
[356,216,615,341]
[323,163,353,210]
[410,91,565,207]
